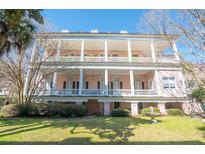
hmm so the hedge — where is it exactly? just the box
[111,109,131,117]
[141,107,161,116]
[24,103,86,118]
[167,108,184,116]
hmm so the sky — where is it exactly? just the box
[43,9,147,33]
[42,9,199,62]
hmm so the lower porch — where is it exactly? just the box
[34,96,201,116]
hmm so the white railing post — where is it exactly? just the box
[172,41,180,61]
[150,40,156,62]
[104,69,108,95]
[79,69,83,95]
[130,70,135,96]
[128,40,132,62]
[80,40,84,61]
[104,40,108,62]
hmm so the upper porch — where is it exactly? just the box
[37,34,180,64]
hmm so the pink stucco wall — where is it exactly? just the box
[54,73,154,90]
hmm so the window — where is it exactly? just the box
[133,54,138,57]
[112,54,118,57]
[163,77,175,89]
[114,102,120,109]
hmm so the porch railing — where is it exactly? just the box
[134,90,158,95]
[46,56,177,63]
[35,89,157,96]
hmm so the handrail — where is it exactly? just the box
[46,56,177,63]
[36,89,157,96]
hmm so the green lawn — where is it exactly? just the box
[0,116,204,145]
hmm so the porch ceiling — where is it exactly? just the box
[55,69,153,76]
[44,39,173,54]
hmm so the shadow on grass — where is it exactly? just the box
[0,137,204,145]
[0,117,203,145]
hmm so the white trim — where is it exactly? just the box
[104,69,108,95]
[104,40,108,62]
[38,65,182,71]
[80,40,84,61]
[150,40,156,62]
[172,41,180,61]
[128,40,132,62]
[130,70,135,96]
[79,69,83,95]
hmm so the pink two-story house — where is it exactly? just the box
[24,31,202,116]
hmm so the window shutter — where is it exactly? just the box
[97,81,100,89]
[77,81,79,89]
[72,81,75,89]
[111,82,113,89]
[120,81,123,89]
[141,82,145,89]
[86,81,89,89]
[63,81,66,89]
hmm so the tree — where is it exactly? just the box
[0,9,44,55]
[139,10,205,88]
[191,87,205,103]
[0,29,64,110]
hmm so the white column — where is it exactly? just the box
[24,41,36,95]
[154,70,161,96]
[104,69,108,95]
[131,102,138,116]
[79,69,83,95]
[158,103,167,115]
[150,40,156,62]
[52,72,57,89]
[172,41,180,61]
[80,40,84,61]
[128,40,132,62]
[104,102,111,115]
[130,70,135,96]
[104,40,108,62]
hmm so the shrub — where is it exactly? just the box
[63,104,86,117]
[1,104,21,117]
[47,103,86,118]
[141,107,160,116]
[111,109,131,117]
[24,103,49,116]
[167,108,184,116]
